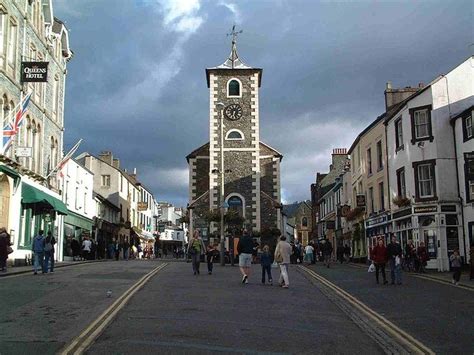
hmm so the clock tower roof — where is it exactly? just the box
[206,30,262,87]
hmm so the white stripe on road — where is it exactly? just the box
[59,263,168,355]
[299,265,435,355]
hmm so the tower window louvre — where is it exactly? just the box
[228,79,240,97]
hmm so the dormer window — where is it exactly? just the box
[225,129,244,140]
[227,78,241,97]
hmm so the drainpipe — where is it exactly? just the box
[444,74,467,263]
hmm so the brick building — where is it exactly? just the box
[187,36,283,243]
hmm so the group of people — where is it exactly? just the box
[370,235,474,285]
[31,230,56,274]
[186,230,294,288]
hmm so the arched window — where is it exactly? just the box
[227,79,241,97]
[225,129,244,140]
[302,217,308,227]
[228,195,243,218]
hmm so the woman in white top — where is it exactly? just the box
[304,244,314,265]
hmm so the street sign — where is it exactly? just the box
[356,194,366,208]
[340,205,350,217]
[15,147,32,157]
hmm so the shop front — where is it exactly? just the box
[391,204,462,271]
[63,211,93,261]
[366,212,392,251]
[15,181,68,264]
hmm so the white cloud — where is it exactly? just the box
[219,2,242,24]
[152,0,203,34]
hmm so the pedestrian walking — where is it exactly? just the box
[260,245,273,285]
[304,244,314,265]
[0,227,12,272]
[114,239,121,261]
[71,238,81,261]
[43,231,56,273]
[321,239,333,268]
[237,230,254,284]
[123,239,130,260]
[343,244,351,263]
[450,249,462,285]
[81,236,92,260]
[274,235,292,288]
[370,238,388,285]
[417,242,429,273]
[206,243,218,275]
[404,240,416,271]
[31,230,45,275]
[310,242,317,264]
[470,246,474,280]
[187,230,205,275]
[387,235,403,285]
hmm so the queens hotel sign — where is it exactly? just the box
[20,62,49,82]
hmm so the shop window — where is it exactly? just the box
[445,214,458,226]
[413,160,437,201]
[410,105,433,144]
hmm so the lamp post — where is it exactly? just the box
[216,102,226,266]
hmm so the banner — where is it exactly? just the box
[21,62,49,82]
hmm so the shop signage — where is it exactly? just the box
[137,202,148,211]
[366,214,388,227]
[356,194,366,207]
[326,220,335,230]
[339,205,350,217]
[414,206,437,214]
[441,205,456,212]
[15,147,32,157]
[392,207,411,219]
[21,62,48,82]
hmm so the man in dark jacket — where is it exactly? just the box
[237,230,254,284]
[387,235,403,284]
[322,239,333,268]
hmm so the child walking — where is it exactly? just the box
[260,245,273,285]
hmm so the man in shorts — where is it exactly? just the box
[237,230,254,284]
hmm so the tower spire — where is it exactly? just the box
[227,25,242,69]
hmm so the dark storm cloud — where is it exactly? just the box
[55,0,472,206]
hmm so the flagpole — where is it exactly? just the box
[46,138,83,179]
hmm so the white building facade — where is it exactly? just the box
[385,57,473,270]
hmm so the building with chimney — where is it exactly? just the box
[186,35,283,244]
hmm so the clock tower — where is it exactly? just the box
[187,32,283,242]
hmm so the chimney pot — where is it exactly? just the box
[386,81,392,90]
[418,82,424,88]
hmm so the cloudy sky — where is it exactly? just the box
[54,0,472,207]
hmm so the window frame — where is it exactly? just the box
[227,78,242,98]
[395,117,404,151]
[225,129,244,141]
[379,181,384,212]
[464,152,474,202]
[101,174,111,188]
[410,105,433,144]
[376,140,383,171]
[366,147,372,176]
[396,167,406,198]
[462,110,474,142]
[413,159,437,202]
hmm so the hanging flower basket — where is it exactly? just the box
[393,196,411,208]
[346,207,365,221]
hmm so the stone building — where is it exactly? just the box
[0,0,72,264]
[187,36,283,243]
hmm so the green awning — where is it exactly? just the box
[64,211,93,230]
[22,183,68,215]
[0,164,21,189]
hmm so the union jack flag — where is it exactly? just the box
[1,92,32,155]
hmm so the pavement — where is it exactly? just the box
[0,259,107,278]
[306,261,474,354]
[0,260,160,355]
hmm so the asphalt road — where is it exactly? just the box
[306,262,474,354]
[0,260,159,355]
[86,262,383,355]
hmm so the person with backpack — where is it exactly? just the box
[43,231,56,273]
[31,230,45,275]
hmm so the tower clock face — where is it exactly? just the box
[224,104,243,121]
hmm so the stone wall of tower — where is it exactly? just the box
[209,70,262,230]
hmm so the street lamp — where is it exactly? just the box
[215,102,226,266]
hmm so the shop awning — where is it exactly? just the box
[22,183,68,215]
[0,164,21,189]
[65,210,93,231]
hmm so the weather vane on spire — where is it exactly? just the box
[227,25,242,45]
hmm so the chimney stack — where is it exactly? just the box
[384,81,420,111]
[98,151,113,165]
